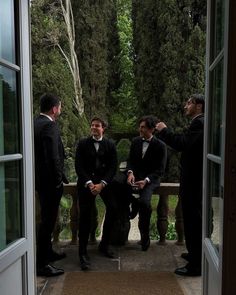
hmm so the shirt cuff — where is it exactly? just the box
[127,170,133,175]
[100,180,107,187]
[145,177,150,183]
[85,180,93,188]
[101,179,107,186]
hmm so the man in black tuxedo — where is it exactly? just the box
[34,93,68,277]
[75,117,117,270]
[156,94,204,276]
[127,115,167,251]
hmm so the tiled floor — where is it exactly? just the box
[37,239,201,295]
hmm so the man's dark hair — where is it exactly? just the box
[91,117,107,128]
[40,93,61,113]
[139,115,158,129]
[190,93,205,113]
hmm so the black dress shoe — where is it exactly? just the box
[37,264,64,277]
[175,265,201,277]
[141,238,150,251]
[98,244,115,258]
[49,251,66,262]
[79,255,90,271]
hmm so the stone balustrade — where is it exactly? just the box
[53,182,184,246]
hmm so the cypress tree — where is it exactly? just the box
[132,0,164,115]
[72,0,121,121]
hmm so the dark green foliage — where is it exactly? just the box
[109,0,137,135]
[72,0,121,121]
[132,0,164,115]
[116,138,131,164]
[31,0,89,181]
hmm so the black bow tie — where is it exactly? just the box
[142,139,151,143]
[92,138,102,143]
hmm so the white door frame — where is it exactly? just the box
[0,0,35,294]
[203,0,236,294]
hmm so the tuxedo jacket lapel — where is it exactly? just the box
[96,139,106,156]
[143,139,153,159]
[134,138,142,160]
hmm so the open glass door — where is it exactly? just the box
[203,0,228,294]
[0,1,35,294]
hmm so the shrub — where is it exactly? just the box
[116,138,131,164]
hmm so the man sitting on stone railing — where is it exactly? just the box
[126,115,167,251]
[75,117,118,271]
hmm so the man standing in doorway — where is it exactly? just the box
[75,117,117,271]
[156,94,204,276]
[34,93,68,277]
[127,115,167,251]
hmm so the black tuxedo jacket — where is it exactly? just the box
[158,114,204,197]
[34,115,66,191]
[127,136,167,184]
[75,136,117,186]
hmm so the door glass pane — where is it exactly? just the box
[211,0,225,61]
[208,58,223,156]
[0,66,20,155]
[0,160,22,251]
[0,0,16,63]
[207,160,221,253]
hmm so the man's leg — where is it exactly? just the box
[36,186,64,276]
[175,192,202,276]
[37,186,62,266]
[99,186,118,258]
[78,187,94,270]
[89,202,98,244]
[138,183,158,251]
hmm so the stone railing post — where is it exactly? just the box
[63,183,78,245]
[155,183,184,245]
[156,194,169,245]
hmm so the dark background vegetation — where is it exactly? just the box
[31,0,206,183]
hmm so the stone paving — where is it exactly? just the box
[37,217,201,295]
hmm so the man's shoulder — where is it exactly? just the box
[78,136,91,145]
[35,114,50,121]
[34,115,55,131]
[103,137,116,149]
[152,136,166,148]
[191,114,204,129]
[198,114,204,124]
[195,113,204,121]
[132,136,142,143]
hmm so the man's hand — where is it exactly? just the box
[134,180,147,190]
[90,183,103,196]
[127,172,135,185]
[156,122,167,132]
